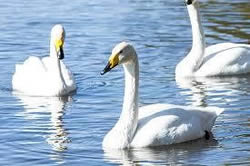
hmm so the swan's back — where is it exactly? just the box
[12,56,48,94]
[130,104,223,147]
[196,43,250,76]
[12,56,76,96]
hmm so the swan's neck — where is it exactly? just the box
[188,2,206,70]
[104,54,139,149]
[120,56,139,136]
[49,40,66,88]
[177,2,206,76]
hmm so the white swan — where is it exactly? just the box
[176,0,250,78]
[12,24,76,96]
[101,41,223,149]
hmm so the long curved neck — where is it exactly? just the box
[120,56,139,135]
[177,2,206,77]
[187,2,206,70]
[189,3,205,49]
[108,54,139,148]
[49,40,66,87]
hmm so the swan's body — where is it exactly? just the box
[12,25,76,96]
[101,42,223,149]
[175,0,250,78]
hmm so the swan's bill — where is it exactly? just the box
[55,39,64,60]
[101,53,119,75]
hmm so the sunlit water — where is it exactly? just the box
[0,0,250,165]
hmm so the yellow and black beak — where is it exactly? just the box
[101,53,119,75]
[55,39,64,60]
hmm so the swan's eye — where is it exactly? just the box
[119,50,123,54]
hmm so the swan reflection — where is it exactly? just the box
[15,94,72,152]
[104,137,218,165]
[176,76,250,107]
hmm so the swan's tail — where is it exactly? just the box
[204,106,224,132]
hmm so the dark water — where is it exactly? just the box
[0,0,250,165]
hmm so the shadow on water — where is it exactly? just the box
[103,136,218,165]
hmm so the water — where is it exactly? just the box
[0,0,250,165]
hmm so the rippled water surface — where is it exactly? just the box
[0,0,250,165]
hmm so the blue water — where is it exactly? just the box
[0,0,250,165]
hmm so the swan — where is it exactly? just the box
[175,0,250,78]
[101,41,223,149]
[12,24,76,96]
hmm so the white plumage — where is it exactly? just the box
[101,42,223,149]
[176,0,250,78]
[12,24,76,96]
[131,103,222,147]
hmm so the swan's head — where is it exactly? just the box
[51,24,65,60]
[185,0,198,5]
[101,42,136,75]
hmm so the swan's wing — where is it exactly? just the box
[197,43,250,76]
[131,104,223,147]
[60,61,76,90]
[12,56,47,91]
[204,43,241,58]
[17,56,47,73]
